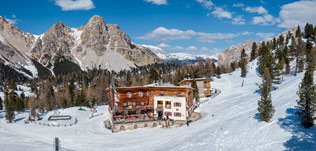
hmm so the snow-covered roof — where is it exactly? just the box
[115,82,190,89]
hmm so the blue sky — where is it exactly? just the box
[1,0,316,55]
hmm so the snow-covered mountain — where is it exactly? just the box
[0,15,161,80]
[140,45,218,63]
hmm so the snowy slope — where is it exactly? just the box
[139,44,218,61]
[1,60,315,151]
[139,45,170,60]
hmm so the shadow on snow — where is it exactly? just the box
[278,108,316,151]
[253,113,261,122]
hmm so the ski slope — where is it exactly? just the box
[1,60,316,151]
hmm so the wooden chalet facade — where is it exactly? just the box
[178,78,213,97]
[108,83,195,124]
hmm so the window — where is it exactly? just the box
[157,101,163,108]
[174,102,181,107]
[165,112,172,116]
[165,101,171,109]
[160,91,164,96]
[127,92,132,98]
[139,92,143,97]
[174,112,181,117]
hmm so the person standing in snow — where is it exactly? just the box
[186,120,189,127]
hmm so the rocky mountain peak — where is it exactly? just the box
[80,15,109,47]
[31,20,75,67]
[88,15,106,24]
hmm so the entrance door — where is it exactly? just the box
[158,111,163,120]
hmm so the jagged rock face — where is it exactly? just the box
[218,40,259,68]
[80,15,110,55]
[31,22,75,68]
[73,15,160,71]
[0,15,161,75]
[0,17,36,63]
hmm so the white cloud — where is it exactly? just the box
[212,7,232,19]
[157,43,184,51]
[196,0,213,10]
[233,3,244,7]
[256,32,275,39]
[197,39,216,44]
[137,27,251,43]
[144,0,167,5]
[174,46,185,50]
[186,46,198,51]
[55,0,95,11]
[252,14,279,25]
[244,6,279,25]
[278,1,316,28]
[200,47,209,51]
[232,16,246,25]
[137,27,195,41]
[245,6,268,15]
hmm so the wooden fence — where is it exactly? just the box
[24,118,78,127]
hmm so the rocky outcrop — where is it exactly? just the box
[217,26,299,68]
[71,15,160,71]
[0,15,161,75]
[31,22,75,68]
[0,17,36,64]
[218,40,259,68]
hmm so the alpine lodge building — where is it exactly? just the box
[107,82,196,132]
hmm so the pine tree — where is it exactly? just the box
[272,37,277,50]
[216,66,222,77]
[230,62,237,72]
[278,35,285,48]
[296,25,302,38]
[296,67,316,128]
[76,88,86,106]
[61,97,67,109]
[250,42,258,61]
[283,46,291,75]
[205,58,213,77]
[191,80,200,101]
[273,57,283,84]
[304,23,314,40]
[240,49,248,77]
[258,68,275,122]
[15,96,24,112]
[9,79,17,90]
[5,91,15,123]
[148,67,160,83]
